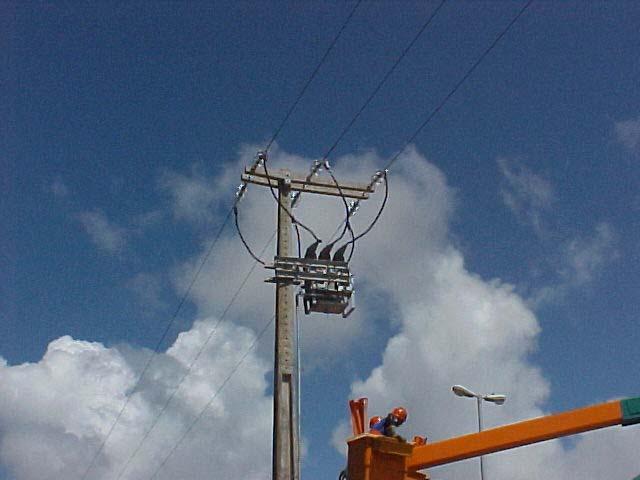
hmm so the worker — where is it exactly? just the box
[369,415,383,429]
[370,407,407,442]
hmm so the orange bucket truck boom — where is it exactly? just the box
[345,396,640,480]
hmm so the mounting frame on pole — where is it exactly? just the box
[266,256,355,317]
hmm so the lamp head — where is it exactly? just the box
[452,385,477,398]
[483,394,507,405]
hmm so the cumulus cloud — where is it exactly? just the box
[331,156,550,467]
[497,158,554,235]
[78,210,128,254]
[0,319,272,480]
[615,116,640,152]
[4,146,635,480]
[326,150,638,479]
[169,144,398,363]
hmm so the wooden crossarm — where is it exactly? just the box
[242,166,373,199]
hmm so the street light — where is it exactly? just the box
[452,385,507,480]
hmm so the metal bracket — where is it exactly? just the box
[266,257,352,285]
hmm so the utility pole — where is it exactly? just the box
[273,175,297,480]
[242,153,373,480]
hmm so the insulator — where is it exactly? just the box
[256,150,267,165]
[371,170,386,186]
[235,183,247,199]
[348,201,360,216]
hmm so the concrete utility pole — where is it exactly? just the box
[242,153,372,480]
[273,177,298,480]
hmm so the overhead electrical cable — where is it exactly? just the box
[88,3,370,477]
[323,161,356,258]
[332,0,533,258]
[234,206,267,266]
[115,3,366,472]
[345,171,388,262]
[384,0,534,172]
[79,206,234,480]
[319,0,448,163]
[262,153,322,242]
[137,2,534,477]
[114,233,275,479]
[148,314,277,480]
[289,0,448,239]
[294,223,302,258]
[259,0,366,245]
[264,0,364,152]
[323,169,386,261]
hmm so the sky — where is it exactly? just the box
[2,1,640,479]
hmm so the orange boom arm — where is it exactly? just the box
[346,397,640,480]
[407,397,640,471]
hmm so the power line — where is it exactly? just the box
[262,153,322,242]
[79,206,234,480]
[114,232,276,479]
[385,0,534,171]
[112,1,534,476]
[86,3,369,477]
[264,0,364,153]
[234,205,267,266]
[148,314,276,480]
[259,0,448,250]
[242,1,365,253]
[290,0,447,233]
[324,161,355,247]
[346,171,388,262]
[323,169,387,260]
[111,3,367,474]
[320,0,448,162]
[330,0,533,257]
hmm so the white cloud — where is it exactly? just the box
[133,209,165,230]
[50,177,69,198]
[126,272,169,312]
[497,158,554,235]
[0,320,272,480]
[615,117,640,152]
[5,146,635,480]
[562,222,617,285]
[169,144,400,364]
[327,150,639,479]
[78,210,128,254]
[531,221,618,306]
[159,165,230,226]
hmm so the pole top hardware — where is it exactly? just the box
[242,165,374,200]
[266,256,355,317]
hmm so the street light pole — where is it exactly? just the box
[452,385,506,480]
[476,396,485,480]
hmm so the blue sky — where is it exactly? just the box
[2,2,640,479]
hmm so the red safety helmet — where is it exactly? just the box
[369,415,383,428]
[391,407,407,424]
